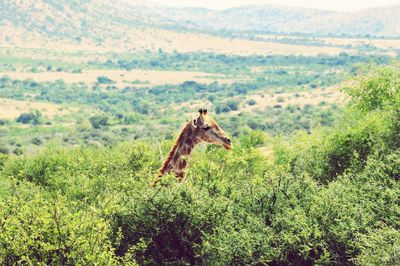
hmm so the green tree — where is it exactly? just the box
[97,76,114,84]
[89,115,109,129]
[16,111,42,125]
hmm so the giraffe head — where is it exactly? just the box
[193,108,232,150]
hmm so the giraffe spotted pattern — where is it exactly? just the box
[152,109,232,186]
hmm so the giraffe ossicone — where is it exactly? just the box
[152,109,232,186]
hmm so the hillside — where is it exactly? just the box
[0,0,152,49]
[1,0,400,53]
[158,5,400,37]
[0,1,353,55]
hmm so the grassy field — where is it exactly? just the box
[0,98,69,119]
[0,69,234,87]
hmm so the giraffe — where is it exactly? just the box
[152,108,232,185]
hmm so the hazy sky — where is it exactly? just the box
[150,0,400,11]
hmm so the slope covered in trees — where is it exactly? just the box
[1,0,400,49]
[0,65,399,264]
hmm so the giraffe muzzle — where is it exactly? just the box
[223,138,232,150]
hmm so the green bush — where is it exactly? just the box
[0,134,398,265]
[89,115,109,129]
[0,65,398,264]
[12,148,23,156]
[0,194,118,265]
[0,154,7,170]
[290,111,392,182]
[0,147,9,155]
[247,99,256,106]
[97,76,114,84]
[355,228,400,265]
[112,184,230,264]
[16,111,42,125]
[32,137,43,146]
[283,66,400,183]
[345,65,400,112]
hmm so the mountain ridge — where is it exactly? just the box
[1,0,399,52]
[153,4,400,37]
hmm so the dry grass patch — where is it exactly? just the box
[0,69,233,88]
[0,98,69,119]
[2,24,353,56]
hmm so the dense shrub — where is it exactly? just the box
[344,66,400,112]
[0,131,398,264]
[16,111,42,125]
[112,184,229,264]
[355,228,400,265]
[0,65,398,264]
[89,115,109,129]
[97,76,114,84]
[247,99,256,105]
[0,147,9,155]
[32,137,43,145]
[0,154,7,170]
[12,148,23,156]
[0,193,118,265]
[215,100,240,114]
[280,66,400,183]
[16,113,33,124]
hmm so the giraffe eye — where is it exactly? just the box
[204,126,212,131]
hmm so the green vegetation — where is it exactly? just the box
[2,48,394,154]
[0,65,399,264]
[101,51,390,74]
[0,2,399,263]
[16,111,42,125]
[97,76,114,84]
[89,115,109,129]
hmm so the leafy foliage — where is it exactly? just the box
[97,76,114,84]
[16,110,42,125]
[0,64,399,264]
[345,65,400,112]
[89,115,109,129]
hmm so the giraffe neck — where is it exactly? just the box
[160,122,200,177]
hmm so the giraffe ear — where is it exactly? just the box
[192,118,198,128]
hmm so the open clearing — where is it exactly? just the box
[0,98,69,119]
[0,69,234,87]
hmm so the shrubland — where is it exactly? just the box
[0,65,399,264]
[1,48,395,156]
[0,52,353,152]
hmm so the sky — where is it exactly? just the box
[150,0,400,11]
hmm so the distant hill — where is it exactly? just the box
[0,0,154,48]
[148,4,400,37]
[1,0,399,51]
